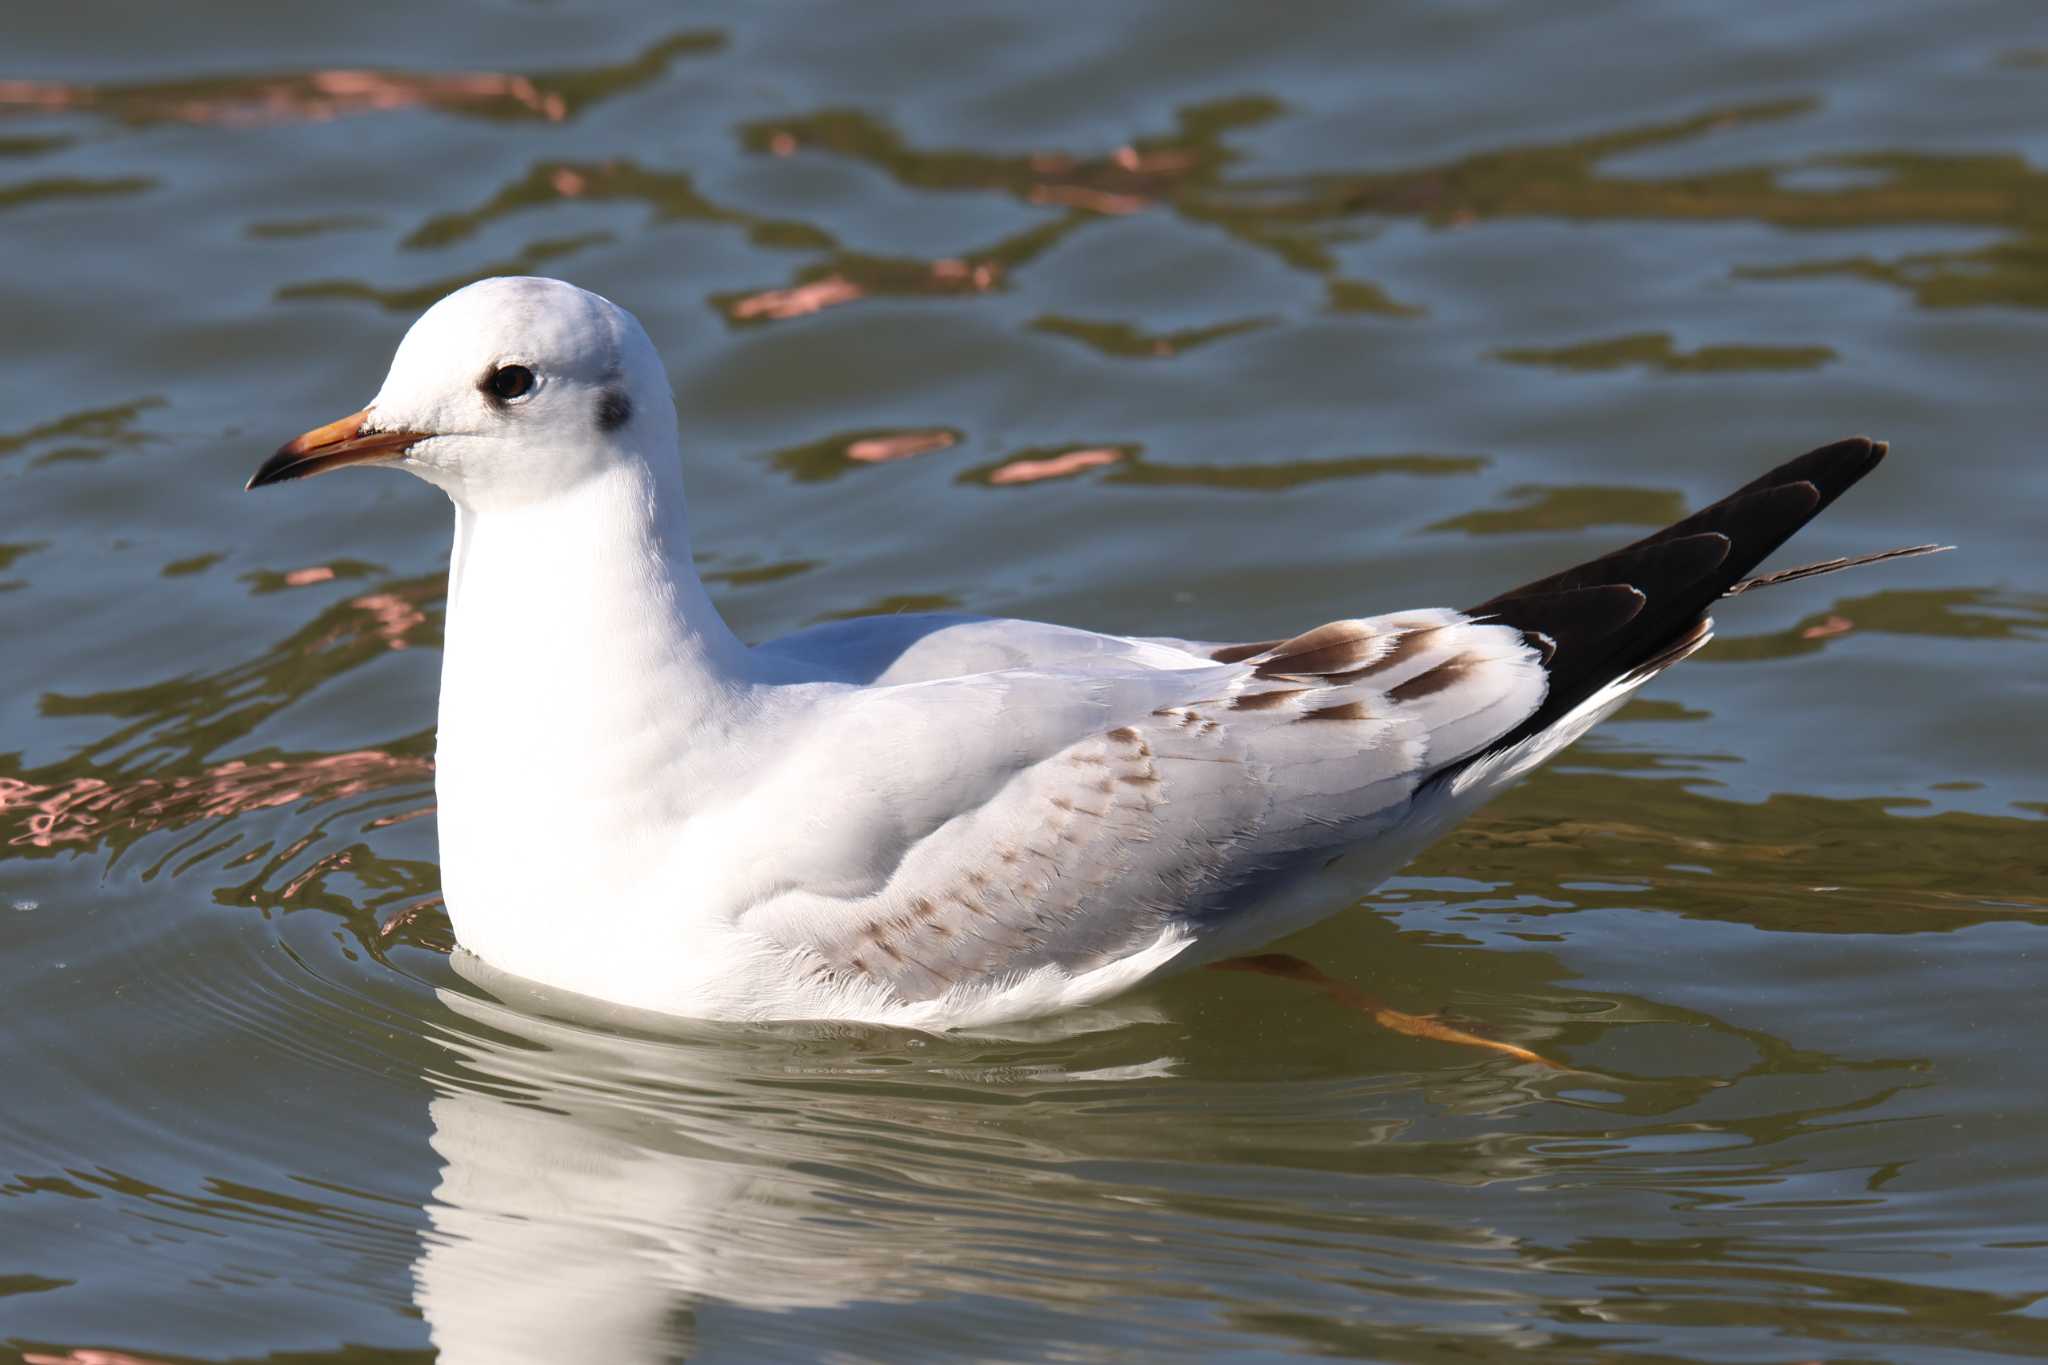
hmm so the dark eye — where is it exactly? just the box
[485,364,535,401]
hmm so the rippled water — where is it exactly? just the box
[5,3,2047,1361]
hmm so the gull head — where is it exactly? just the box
[247,276,677,509]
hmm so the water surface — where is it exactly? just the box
[4,3,2047,1361]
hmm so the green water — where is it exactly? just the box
[4,3,2046,1361]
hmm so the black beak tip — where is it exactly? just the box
[245,450,303,491]
[245,420,424,491]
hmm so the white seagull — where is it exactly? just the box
[248,277,1941,1031]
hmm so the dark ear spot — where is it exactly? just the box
[596,388,633,432]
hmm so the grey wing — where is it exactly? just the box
[739,608,1547,1005]
[756,610,1218,685]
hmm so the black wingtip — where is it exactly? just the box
[1469,436,1901,748]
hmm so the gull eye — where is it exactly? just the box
[484,364,535,402]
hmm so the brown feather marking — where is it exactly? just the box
[1255,621,1376,678]
[1329,626,1443,682]
[1301,700,1374,722]
[1388,654,1474,702]
[1118,772,1161,786]
[1231,687,1311,712]
[1105,725,1152,757]
[1211,639,1281,664]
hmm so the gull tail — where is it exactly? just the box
[1721,541,1950,597]
[1464,437,1948,756]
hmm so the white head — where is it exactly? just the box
[248,277,680,511]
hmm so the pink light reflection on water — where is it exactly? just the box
[847,431,957,464]
[24,1349,181,1365]
[727,276,865,321]
[0,68,569,127]
[987,448,1123,486]
[0,750,431,850]
[346,591,430,650]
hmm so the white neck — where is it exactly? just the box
[442,458,751,695]
[431,457,757,959]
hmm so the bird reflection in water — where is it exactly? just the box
[408,947,1920,1363]
[414,958,1178,1363]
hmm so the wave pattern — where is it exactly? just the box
[3,3,2046,1362]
